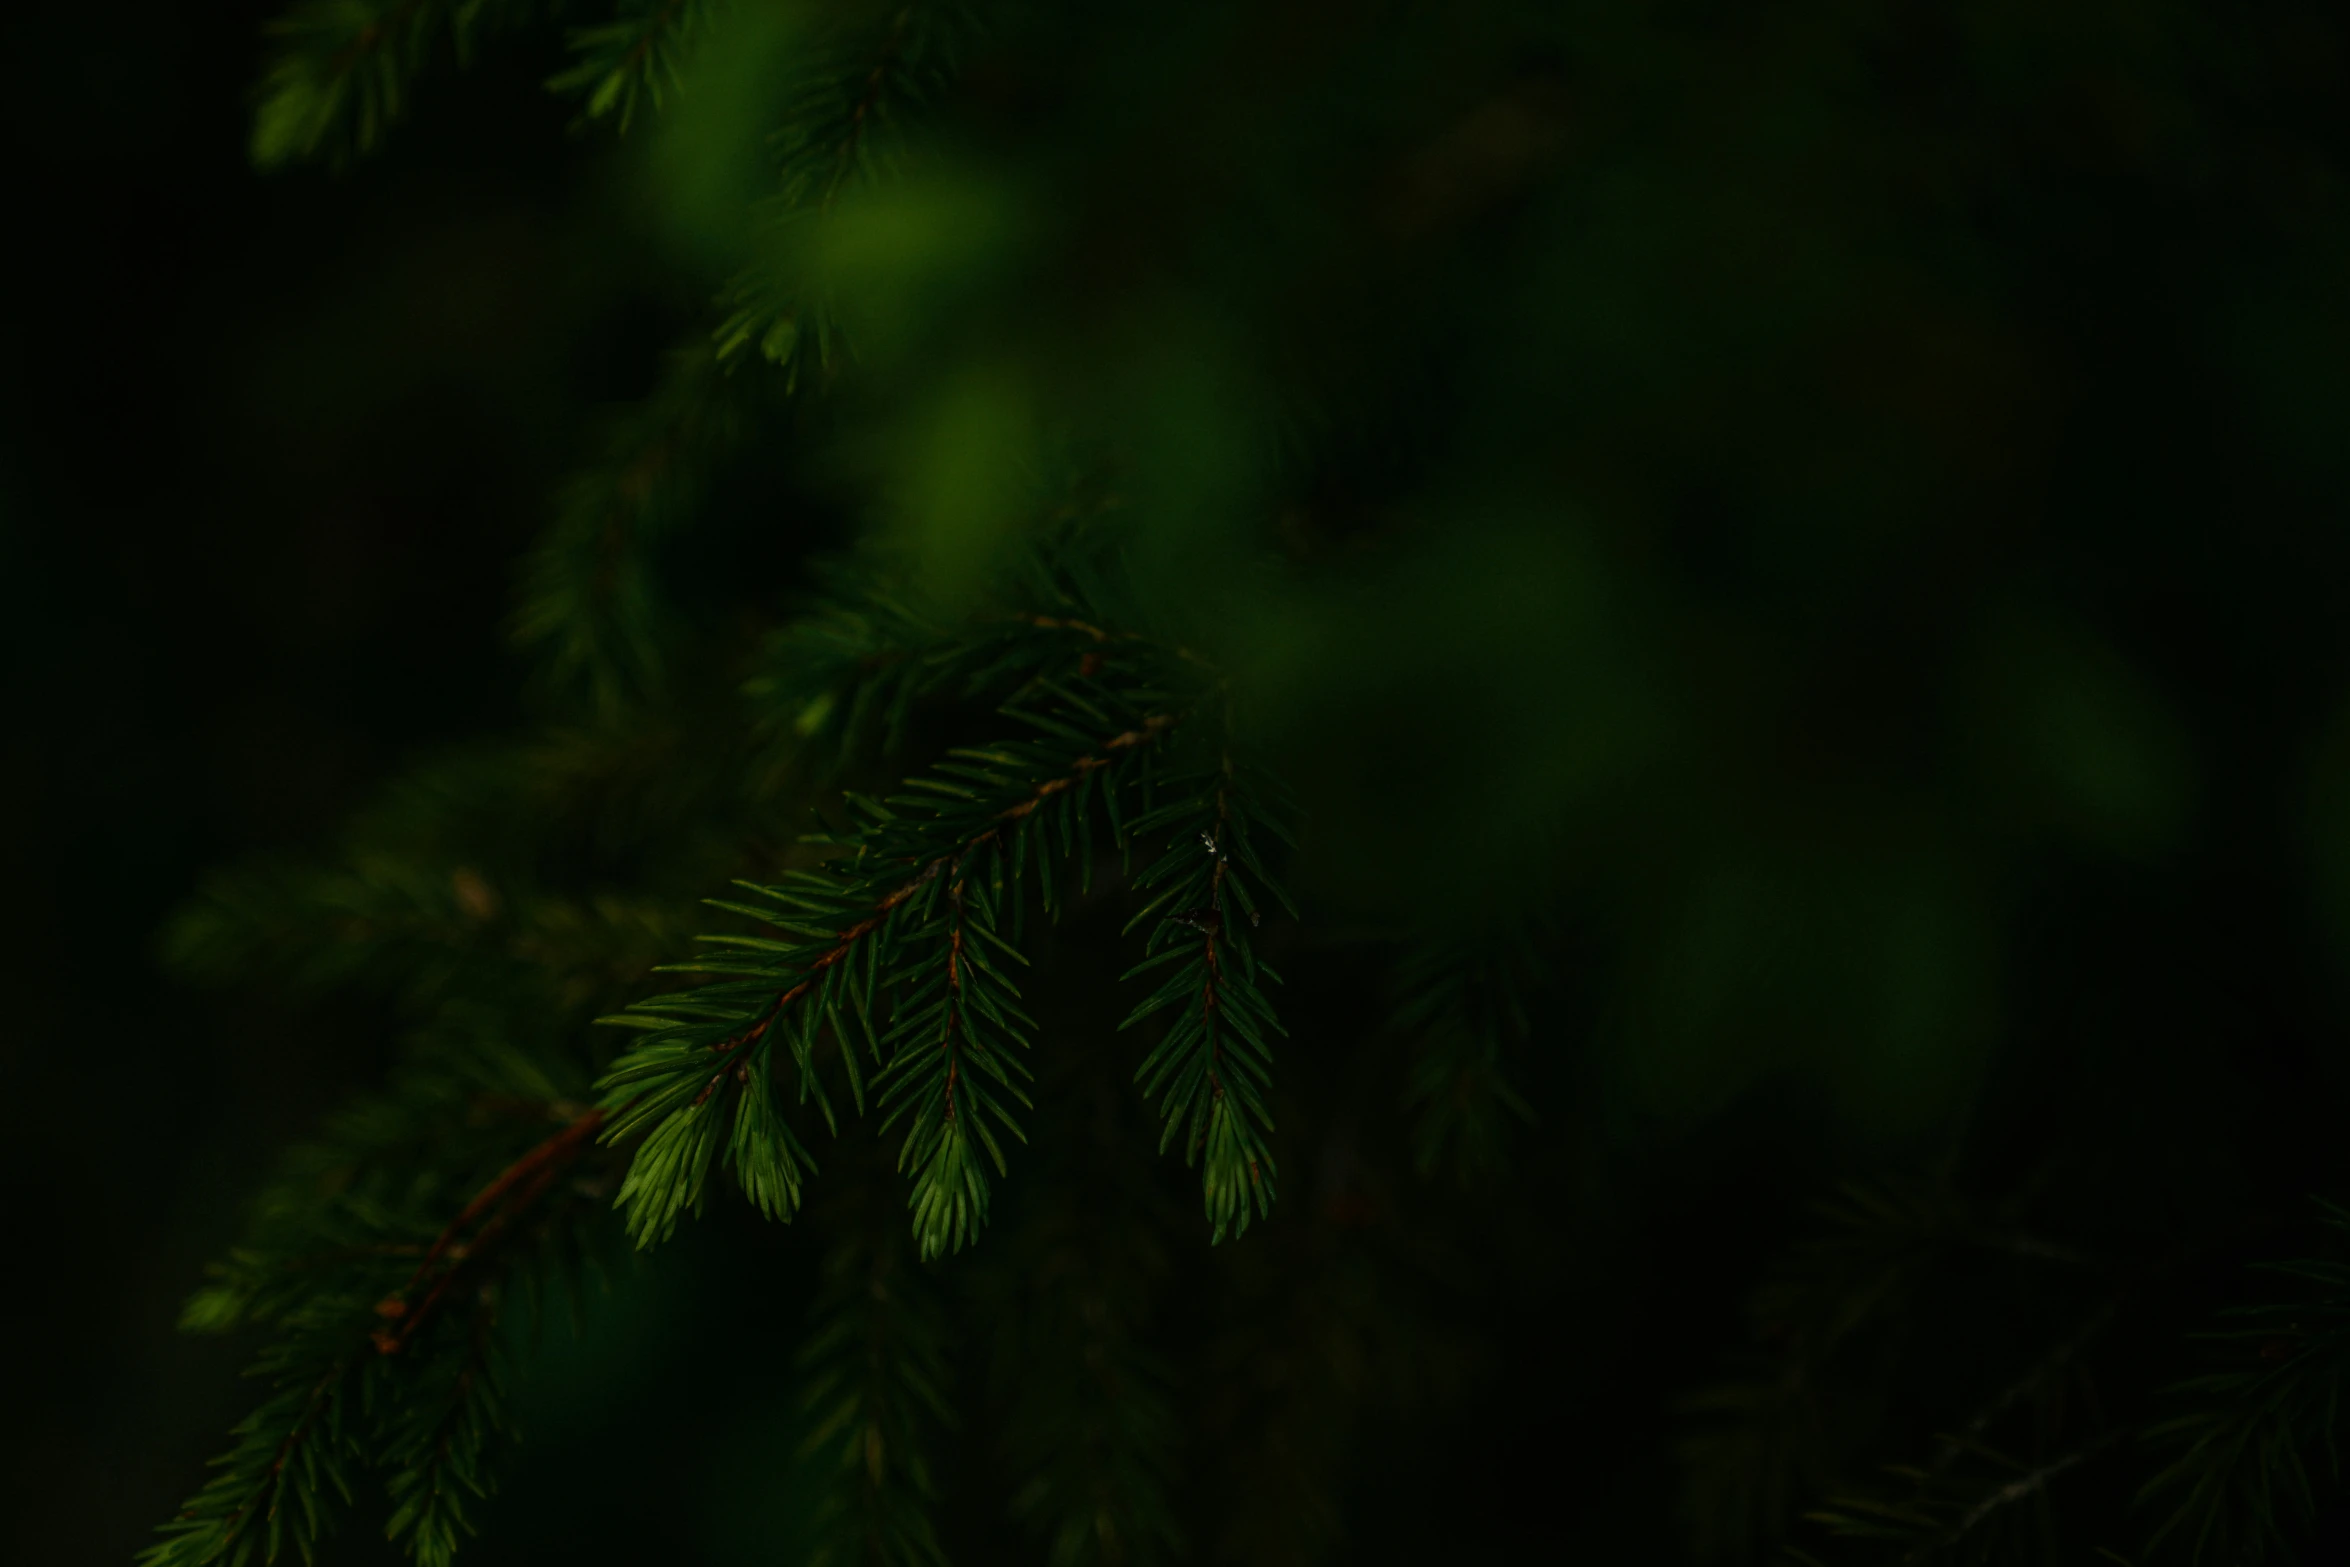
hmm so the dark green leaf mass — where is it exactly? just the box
[72,1,2350,1564]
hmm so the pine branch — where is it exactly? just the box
[1804,1428,2128,1564]
[148,1038,615,1567]
[711,0,982,381]
[1393,922,1540,1186]
[1191,1194,1448,1567]
[1119,764,1298,1242]
[250,0,537,168]
[379,1307,510,1567]
[546,0,712,132]
[2140,1203,2350,1564]
[1795,1306,2132,1566]
[873,845,1036,1259]
[166,854,504,1002]
[1705,1176,2149,1566]
[1922,1433,2124,1558]
[596,667,1180,1252]
[745,561,966,769]
[747,498,1154,775]
[143,1353,368,1567]
[767,1,980,215]
[165,842,703,1033]
[986,1046,1184,1567]
[1921,1295,2122,1481]
[798,1179,955,1567]
[513,342,779,712]
[1005,1284,1183,1567]
[1680,1179,1976,1562]
[1679,1370,1837,1566]
[1756,1181,1969,1359]
[159,722,778,1026]
[365,1110,610,1567]
[368,1106,609,1355]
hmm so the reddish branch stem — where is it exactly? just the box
[711,714,1175,1060]
[204,1365,343,1545]
[327,0,430,76]
[940,874,969,1124]
[371,1106,606,1354]
[1196,784,1259,1191]
[615,0,690,82]
[823,11,913,210]
[1202,791,1231,1100]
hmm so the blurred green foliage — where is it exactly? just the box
[13,0,2350,1563]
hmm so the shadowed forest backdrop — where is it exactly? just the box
[10,2,2350,1564]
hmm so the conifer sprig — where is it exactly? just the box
[771,0,986,209]
[515,344,777,711]
[2139,1204,2350,1565]
[1394,925,1540,1185]
[712,0,983,379]
[378,1310,511,1567]
[1803,1428,2128,1565]
[987,1078,1184,1567]
[1119,767,1298,1242]
[250,0,535,168]
[144,1066,615,1567]
[873,842,1035,1259]
[748,506,1148,774]
[546,0,714,132]
[798,1192,955,1567]
[144,1351,369,1567]
[595,666,1182,1253]
[369,1105,611,1356]
[1679,1181,1979,1562]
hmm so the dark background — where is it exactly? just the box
[13,4,2350,1565]
[0,6,694,1559]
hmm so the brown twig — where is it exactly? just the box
[819,8,916,212]
[614,0,690,83]
[711,714,1175,1059]
[1926,1295,2124,1478]
[203,1363,347,1549]
[1904,1427,2128,1563]
[371,1106,608,1354]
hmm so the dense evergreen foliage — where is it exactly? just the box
[127,1,2350,1563]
